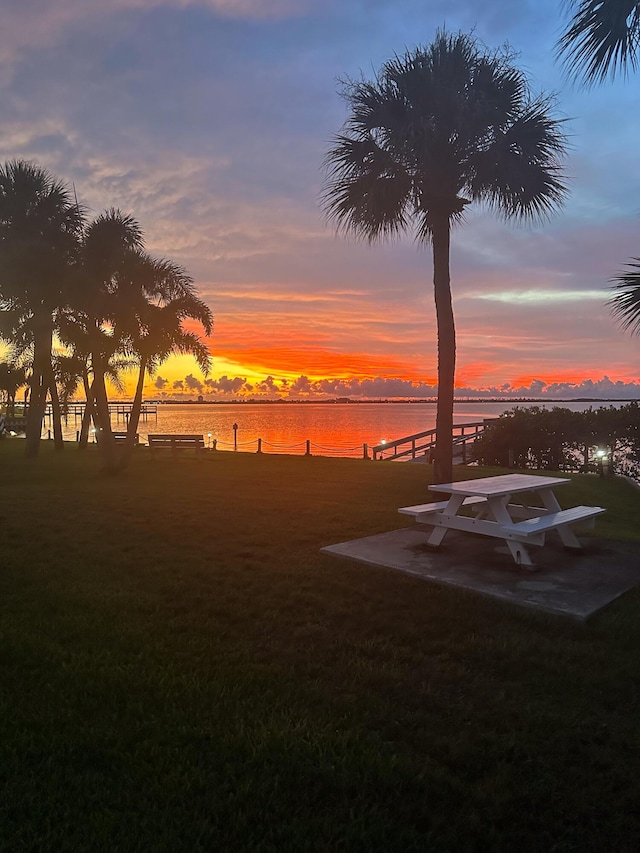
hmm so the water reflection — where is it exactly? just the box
[45,400,625,459]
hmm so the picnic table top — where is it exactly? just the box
[429,473,570,498]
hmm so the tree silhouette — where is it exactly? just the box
[0,160,83,455]
[59,209,143,469]
[120,255,212,457]
[608,259,640,335]
[59,209,212,470]
[557,2,640,337]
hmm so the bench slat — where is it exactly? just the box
[399,496,487,517]
[148,434,204,441]
[501,505,605,536]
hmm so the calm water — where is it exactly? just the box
[52,400,629,458]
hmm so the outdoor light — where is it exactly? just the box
[381,439,387,444]
[596,448,607,478]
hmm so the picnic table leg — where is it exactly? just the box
[503,539,534,567]
[538,488,582,549]
[426,494,465,548]
[487,495,535,568]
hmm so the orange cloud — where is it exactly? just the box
[212,343,431,383]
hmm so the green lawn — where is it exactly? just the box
[1,440,639,852]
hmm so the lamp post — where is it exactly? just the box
[233,422,238,451]
[596,448,607,479]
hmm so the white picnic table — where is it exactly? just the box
[399,473,605,568]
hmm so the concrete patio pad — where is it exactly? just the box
[321,527,640,620]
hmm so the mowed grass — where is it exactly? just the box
[1,441,640,852]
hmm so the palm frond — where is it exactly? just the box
[557,0,640,85]
[323,135,412,241]
[608,259,640,334]
[167,330,211,375]
[469,97,568,222]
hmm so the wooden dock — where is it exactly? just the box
[43,402,158,425]
[369,420,489,462]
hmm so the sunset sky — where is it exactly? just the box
[1,0,639,399]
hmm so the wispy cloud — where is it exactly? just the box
[0,0,315,64]
[476,290,607,305]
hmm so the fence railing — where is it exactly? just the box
[5,409,491,463]
[43,403,158,422]
[369,420,490,461]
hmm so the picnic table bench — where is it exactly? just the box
[399,474,605,567]
[148,434,205,455]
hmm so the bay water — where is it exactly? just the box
[54,400,628,458]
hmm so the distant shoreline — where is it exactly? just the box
[138,397,640,406]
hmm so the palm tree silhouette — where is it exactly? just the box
[59,209,143,469]
[120,255,212,454]
[557,2,640,336]
[323,31,568,483]
[60,210,212,469]
[0,160,83,456]
[557,0,640,85]
[609,260,640,335]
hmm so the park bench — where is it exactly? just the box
[113,431,139,445]
[148,434,205,456]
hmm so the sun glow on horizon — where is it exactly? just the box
[106,351,640,402]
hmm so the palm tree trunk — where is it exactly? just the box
[431,214,455,485]
[117,357,147,469]
[48,373,65,450]
[25,326,53,458]
[79,371,95,448]
[92,360,118,472]
[25,372,45,456]
[127,357,147,443]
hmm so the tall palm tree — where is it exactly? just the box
[60,209,212,470]
[322,31,568,483]
[557,0,640,85]
[0,160,83,456]
[60,209,144,469]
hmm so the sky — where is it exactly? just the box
[1,0,639,400]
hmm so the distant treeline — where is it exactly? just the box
[139,397,640,406]
[473,404,640,478]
